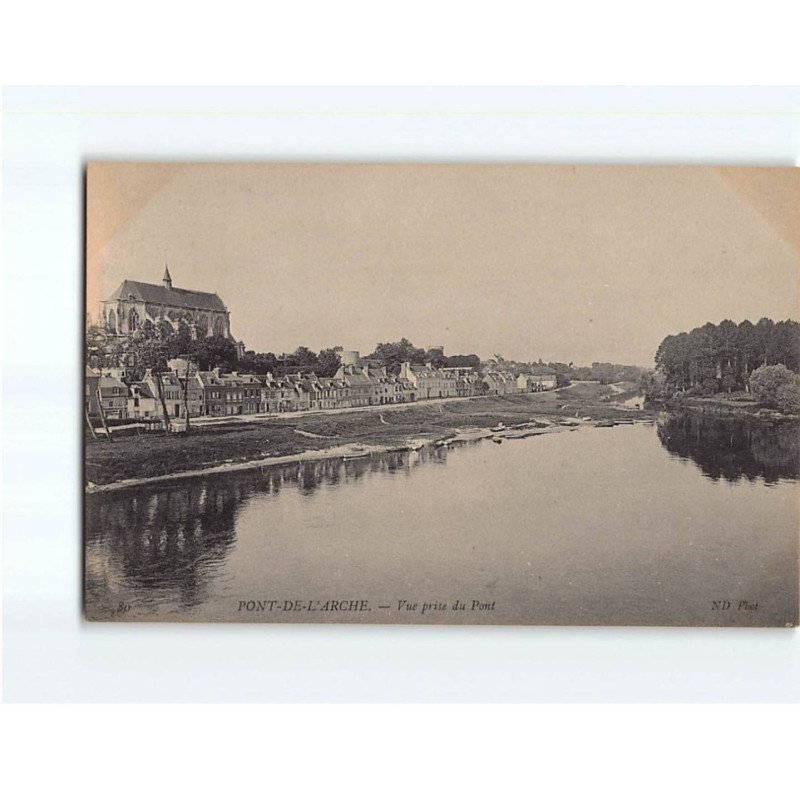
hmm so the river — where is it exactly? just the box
[84,413,799,626]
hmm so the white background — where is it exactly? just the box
[4,85,800,704]
[3,2,800,788]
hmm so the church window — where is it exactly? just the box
[128,308,139,332]
[107,309,117,333]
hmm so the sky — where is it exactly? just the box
[86,163,799,367]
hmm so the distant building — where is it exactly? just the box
[196,370,229,416]
[193,369,260,416]
[100,265,245,358]
[143,369,184,420]
[260,374,295,413]
[399,362,457,399]
[517,373,557,392]
[334,365,373,407]
[97,375,128,419]
[127,382,158,420]
[482,370,519,395]
[223,373,262,415]
[337,350,361,367]
[167,356,199,376]
[85,366,100,416]
[283,373,314,412]
[440,366,483,397]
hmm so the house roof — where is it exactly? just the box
[407,365,438,378]
[130,382,155,399]
[196,371,224,386]
[105,280,227,313]
[343,372,372,386]
[98,376,126,394]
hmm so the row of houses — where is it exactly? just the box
[86,361,557,422]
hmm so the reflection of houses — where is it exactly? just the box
[100,265,245,358]
[517,373,557,392]
[84,479,241,610]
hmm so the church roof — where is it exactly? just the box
[106,280,227,313]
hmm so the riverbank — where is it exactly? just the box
[85,382,654,490]
[659,392,799,421]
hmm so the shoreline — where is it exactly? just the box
[85,416,655,495]
[656,396,799,421]
[85,386,655,493]
[83,422,556,494]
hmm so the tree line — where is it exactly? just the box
[653,318,799,395]
[484,354,644,386]
[366,339,480,374]
[87,320,240,378]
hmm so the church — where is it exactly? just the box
[100,265,245,358]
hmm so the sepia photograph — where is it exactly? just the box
[84,162,799,626]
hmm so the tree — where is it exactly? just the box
[291,346,318,367]
[166,320,194,359]
[721,363,736,393]
[755,317,776,367]
[238,350,279,375]
[775,375,800,414]
[716,319,739,384]
[590,362,616,384]
[368,338,427,374]
[737,319,758,387]
[124,326,172,433]
[425,347,446,368]
[316,348,342,377]
[444,353,481,370]
[773,320,800,373]
[191,335,237,371]
[640,369,667,401]
[653,318,798,397]
[85,324,126,370]
[749,364,797,409]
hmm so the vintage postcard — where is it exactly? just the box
[84,163,799,626]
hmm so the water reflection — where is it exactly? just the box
[656,412,799,483]
[85,426,798,625]
[85,448,438,615]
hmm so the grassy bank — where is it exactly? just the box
[662,391,797,420]
[85,383,652,487]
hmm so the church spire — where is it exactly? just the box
[163,262,173,290]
